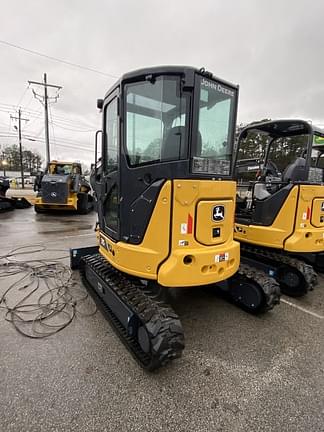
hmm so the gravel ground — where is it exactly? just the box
[0,207,323,432]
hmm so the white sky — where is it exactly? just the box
[0,0,323,167]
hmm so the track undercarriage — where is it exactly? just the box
[240,243,318,297]
[291,251,324,274]
[71,246,281,370]
[80,253,185,371]
[224,262,280,313]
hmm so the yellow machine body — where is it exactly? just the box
[34,160,91,212]
[98,179,240,287]
[34,192,78,211]
[234,184,324,253]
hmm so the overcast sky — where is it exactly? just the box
[0,0,323,166]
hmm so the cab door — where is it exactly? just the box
[101,90,120,241]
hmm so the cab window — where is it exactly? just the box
[125,76,188,166]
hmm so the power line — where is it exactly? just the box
[1,126,94,149]
[32,126,45,140]
[50,121,95,133]
[0,105,98,131]
[49,108,98,128]
[22,92,36,112]
[28,138,94,154]
[45,112,95,128]
[0,102,99,129]
[10,109,29,188]
[22,109,43,132]
[0,103,40,113]
[1,131,93,148]
[0,133,94,153]
[1,129,94,149]
[15,85,29,110]
[35,112,96,129]
[41,133,93,146]
[0,39,118,79]
[50,142,94,153]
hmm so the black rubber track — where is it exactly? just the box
[241,244,318,297]
[80,254,184,371]
[229,263,281,314]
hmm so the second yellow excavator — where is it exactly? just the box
[234,119,323,296]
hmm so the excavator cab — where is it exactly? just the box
[234,119,324,296]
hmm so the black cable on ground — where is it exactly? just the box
[0,244,97,338]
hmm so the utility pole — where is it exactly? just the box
[10,109,29,189]
[43,73,50,164]
[28,73,62,165]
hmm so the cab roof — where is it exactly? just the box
[104,65,239,100]
[239,119,324,139]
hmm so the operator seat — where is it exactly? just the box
[161,126,185,160]
[282,157,306,182]
[193,130,202,157]
[161,127,202,160]
[251,157,306,224]
[253,183,271,200]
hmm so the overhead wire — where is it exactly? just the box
[0,94,98,159]
[0,119,9,127]
[3,134,95,154]
[49,105,99,129]
[21,92,36,113]
[20,128,94,148]
[0,102,98,130]
[4,132,90,148]
[50,142,94,154]
[50,121,95,133]
[0,39,118,79]
[15,85,29,110]
[22,109,43,131]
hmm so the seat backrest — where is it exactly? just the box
[253,183,271,200]
[194,131,202,157]
[161,126,185,160]
[282,157,306,182]
[161,126,203,160]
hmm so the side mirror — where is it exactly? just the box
[97,99,104,110]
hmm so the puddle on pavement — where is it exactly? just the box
[38,224,93,234]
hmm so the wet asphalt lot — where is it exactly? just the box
[0,207,323,432]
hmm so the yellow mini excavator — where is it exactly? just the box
[70,66,279,371]
[234,119,323,297]
[34,160,93,213]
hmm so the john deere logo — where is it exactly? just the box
[212,205,225,222]
[51,192,57,197]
